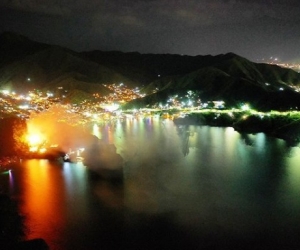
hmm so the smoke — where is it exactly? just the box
[26,104,124,175]
[27,104,93,152]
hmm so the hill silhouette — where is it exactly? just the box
[1,32,300,110]
[129,53,300,110]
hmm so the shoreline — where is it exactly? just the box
[0,183,49,249]
[173,110,300,146]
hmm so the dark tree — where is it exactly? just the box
[0,117,28,157]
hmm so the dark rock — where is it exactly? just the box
[14,238,49,250]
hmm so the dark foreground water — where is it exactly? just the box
[2,117,300,249]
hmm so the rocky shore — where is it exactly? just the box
[0,194,49,249]
[0,194,24,249]
[173,111,300,145]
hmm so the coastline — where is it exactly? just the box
[0,172,49,249]
[173,110,300,145]
[0,193,24,249]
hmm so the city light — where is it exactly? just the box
[241,104,250,111]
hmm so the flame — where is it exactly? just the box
[27,133,43,145]
[26,124,47,152]
[23,104,92,155]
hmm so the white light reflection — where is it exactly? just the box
[284,147,300,199]
[114,120,124,151]
[63,162,87,197]
[92,124,101,139]
[63,162,72,190]
[255,133,266,153]
[9,170,14,194]
[224,127,240,164]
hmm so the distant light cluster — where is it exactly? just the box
[260,58,300,73]
[0,83,147,122]
[102,83,146,103]
[269,62,300,73]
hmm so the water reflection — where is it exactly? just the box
[176,126,191,156]
[21,160,67,248]
[240,133,254,146]
[8,170,14,195]
[283,147,300,209]
[4,119,300,249]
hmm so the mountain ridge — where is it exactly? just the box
[0,32,300,110]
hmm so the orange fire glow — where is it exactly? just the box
[26,124,47,152]
[24,104,92,155]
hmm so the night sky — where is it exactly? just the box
[0,0,300,62]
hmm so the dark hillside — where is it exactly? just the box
[0,32,49,67]
[256,63,300,86]
[81,50,224,85]
[211,53,265,83]
[1,32,300,111]
[82,51,300,91]
[0,45,136,93]
[129,57,300,111]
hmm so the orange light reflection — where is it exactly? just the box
[21,160,66,244]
